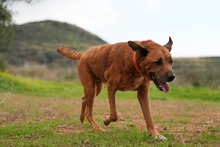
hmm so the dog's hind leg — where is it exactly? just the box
[96,80,103,96]
[80,96,86,124]
[84,87,105,131]
[78,60,105,131]
[80,81,102,124]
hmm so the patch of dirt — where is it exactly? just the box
[0,93,220,143]
[56,123,84,135]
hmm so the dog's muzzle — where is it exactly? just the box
[149,71,175,93]
[166,71,175,82]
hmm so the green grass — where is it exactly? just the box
[0,122,158,146]
[0,72,220,101]
[0,72,83,98]
[149,85,220,101]
[1,119,219,146]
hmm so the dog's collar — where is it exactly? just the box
[132,52,142,74]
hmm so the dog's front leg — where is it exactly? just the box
[103,86,118,126]
[137,83,167,140]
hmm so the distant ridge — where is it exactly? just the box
[0,20,106,65]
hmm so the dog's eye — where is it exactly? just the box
[169,59,173,65]
[154,59,163,65]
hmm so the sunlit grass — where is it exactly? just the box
[1,72,220,101]
[0,72,83,98]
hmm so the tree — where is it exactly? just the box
[0,0,35,46]
[0,0,12,45]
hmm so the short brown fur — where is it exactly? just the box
[57,37,175,139]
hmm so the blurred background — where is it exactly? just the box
[0,0,220,89]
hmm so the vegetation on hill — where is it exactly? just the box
[174,57,220,89]
[0,20,106,66]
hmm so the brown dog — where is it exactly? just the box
[57,37,175,140]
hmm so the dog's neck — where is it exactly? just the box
[132,52,142,74]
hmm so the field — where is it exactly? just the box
[0,72,220,146]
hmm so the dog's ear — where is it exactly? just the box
[164,37,173,51]
[128,41,148,57]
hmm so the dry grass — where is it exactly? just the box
[8,63,78,81]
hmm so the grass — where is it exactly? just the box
[0,120,176,146]
[0,72,220,146]
[1,72,220,101]
[0,72,83,98]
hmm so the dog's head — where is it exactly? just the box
[128,37,175,93]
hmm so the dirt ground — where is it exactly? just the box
[0,94,220,143]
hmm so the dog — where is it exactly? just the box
[57,37,175,140]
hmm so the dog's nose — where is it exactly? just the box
[167,72,175,82]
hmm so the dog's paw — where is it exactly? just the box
[154,135,167,141]
[103,115,118,126]
[103,116,111,126]
[80,116,85,124]
[93,127,106,132]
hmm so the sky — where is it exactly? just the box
[9,0,220,57]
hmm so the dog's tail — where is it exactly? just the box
[57,47,81,60]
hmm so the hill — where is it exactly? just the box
[0,20,106,66]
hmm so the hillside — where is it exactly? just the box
[0,20,106,66]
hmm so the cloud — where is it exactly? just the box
[11,0,118,30]
[68,0,118,29]
[11,0,166,29]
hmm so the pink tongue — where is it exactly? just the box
[159,82,169,93]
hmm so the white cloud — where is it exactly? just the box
[11,0,118,30]
[10,0,166,29]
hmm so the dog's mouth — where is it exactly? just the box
[149,72,169,93]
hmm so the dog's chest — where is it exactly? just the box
[119,76,145,91]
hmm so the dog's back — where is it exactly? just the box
[58,42,135,84]
[80,43,134,82]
